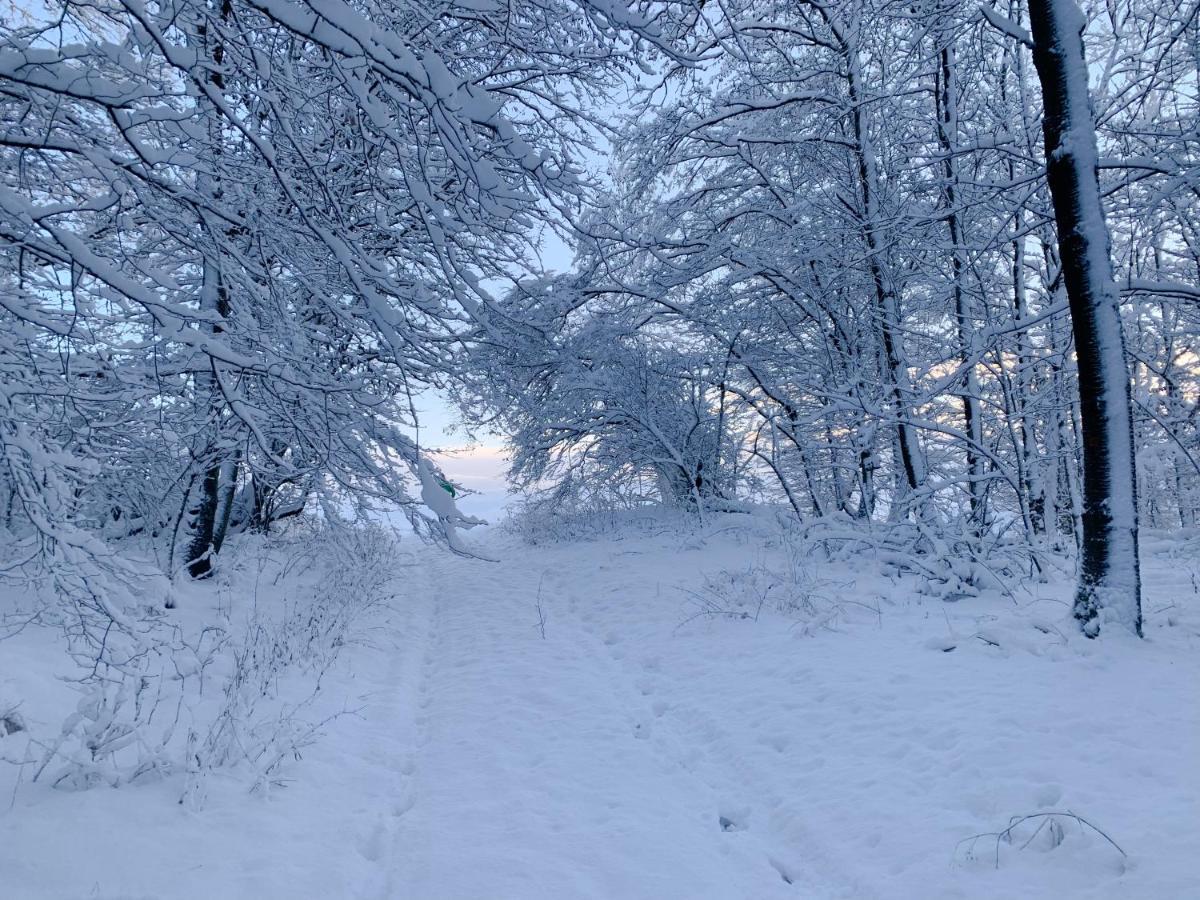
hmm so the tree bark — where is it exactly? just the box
[936,38,985,525]
[182,0,234,579]
[844,39,926,502]
[1028,0,1142,636]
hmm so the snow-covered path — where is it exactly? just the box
[363,526,1197,900]
[3,521,1197,899]
[377,544,830,899]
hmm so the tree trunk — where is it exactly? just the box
[936,38,985,525]
[846,45,926,502]
[211,456,238,554]
[1004,0,1046,539]
[184,457,220,578]
[182,0,233,579]
[1028,0,1142,636]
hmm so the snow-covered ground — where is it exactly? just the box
[2,513,1197,898]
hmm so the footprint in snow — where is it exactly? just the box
[356,818,387,863]
[718,803,751,832]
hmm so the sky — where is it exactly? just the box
[427,227,576,522]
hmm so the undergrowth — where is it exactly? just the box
[0,517,397,807]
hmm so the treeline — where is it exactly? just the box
[0,3,655,556]
[458,0,1198,636]
[0,0,677,667]
[1,0,1194,644]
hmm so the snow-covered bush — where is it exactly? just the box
[684,558,860,633]
[507,495,702,545]
[798,516,1022,601]
[181,520,397,804]
[680,519,875,634]
[8,518,396,804]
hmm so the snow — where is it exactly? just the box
[2,514,1198,898]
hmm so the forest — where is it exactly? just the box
[1,0,1197,897]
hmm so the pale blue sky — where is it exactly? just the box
[428,225,576,519]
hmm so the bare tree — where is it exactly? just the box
[1027,0,1142,636]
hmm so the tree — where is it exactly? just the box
[455,277,742,514]
[1,0,669,590]
[454,0,1188,611]
[1027,0,1143,636]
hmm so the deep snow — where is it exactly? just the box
[2,514,1197,899]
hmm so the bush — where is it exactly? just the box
[8,517,397,806]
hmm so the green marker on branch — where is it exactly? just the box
[438,479,456,498]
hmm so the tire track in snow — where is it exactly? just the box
[351,547,441,900]
[543,561,871,900]
[381,542,802,899]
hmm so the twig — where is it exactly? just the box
[957,810,1126,869]
[533,573,547,639]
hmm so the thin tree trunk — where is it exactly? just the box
[1005,6,1052,540]
[184,458,221,578]
[936,37,985,525]
[182,0,233,579]
[1011,230,1046,536]
[846,45,925,501]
